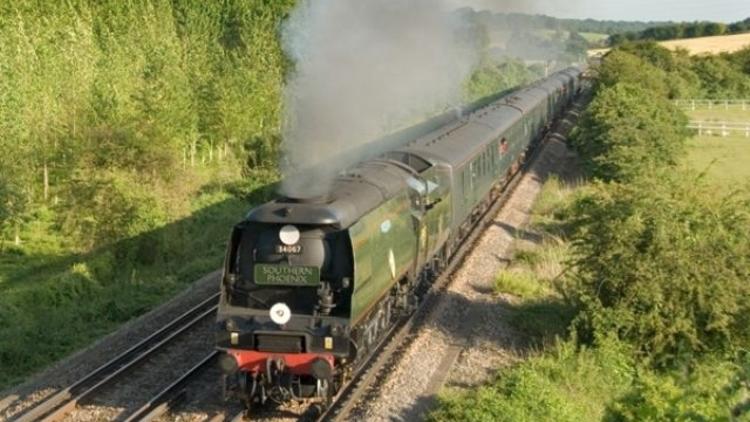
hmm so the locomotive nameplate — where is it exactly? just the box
[254,264,320,286]
[275,244,302,254]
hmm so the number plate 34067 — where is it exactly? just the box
[276,244,302,254]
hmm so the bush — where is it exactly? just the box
[571,82,688,182]
[689,55,750,99]
[60,170,169,253]
[428,338,635,422]
[606,354,750,421]
[565,174,750,366]
[464,58,542,102]
[595,50,670,97]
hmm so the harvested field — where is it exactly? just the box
[589,32,750,56]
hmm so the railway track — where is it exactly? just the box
[309,122,550,422]
[311,92,591,422]
[13,294,220,422]
[122,351,219,422]
[11,96,584,422]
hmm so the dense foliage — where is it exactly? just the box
[570,40,750,367]
[610,18,750,45]
[0,0,294,248]
[598,41,750,99]
[0,0,294,388]
[572,82,688,181]
[567,176,750,366]
[464,59,545,101]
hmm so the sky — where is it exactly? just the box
[457,0,750,23]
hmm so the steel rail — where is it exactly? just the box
[313,96,587,422]
[13,293,220,422]
[123,351,219,422]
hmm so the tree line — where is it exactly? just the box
[609,17,750,45]
[598,41,750,99]
[460,9,671,36]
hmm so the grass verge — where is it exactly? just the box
[429,174,750,422]
[0,171,276,390]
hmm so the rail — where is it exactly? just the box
[688,120,750,137]
[675,99,750,111]
[123,351,219,422]
[313,94,588,422]
[13,294,220,422]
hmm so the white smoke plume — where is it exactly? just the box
[279,0,481,198]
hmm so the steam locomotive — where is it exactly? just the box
[215,66,584,408]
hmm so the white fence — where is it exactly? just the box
[688,121,750,137]
[675,99,750,111]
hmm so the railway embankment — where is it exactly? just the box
[355,98,585,422]
[428,42,750,422]
[0,272,220,421]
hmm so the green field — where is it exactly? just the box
[685,108,750,186]
[579,32,609,43]
[685,135,750,185]
[536,29,608,43]
[687,106,750,123]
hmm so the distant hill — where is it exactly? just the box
[455,9,668,63]
[472,11,672,36]
[456,9,672,39]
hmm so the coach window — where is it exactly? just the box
[500,138,509,155]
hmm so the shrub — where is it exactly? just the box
[60,170,169,253]
[595,50,670,96]
[689,55,750,99]
[565,174,750,366]
[605,355,750,421]
[428,337,635,422]
[571,82,688,182]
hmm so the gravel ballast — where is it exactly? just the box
[1,271,221,421]
[358,113,582,422]
[2,101,584,422]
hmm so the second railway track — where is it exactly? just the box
[13,294,220,422]
[312,140,530,422]
[8,94,587,422]
[311,98,586,422]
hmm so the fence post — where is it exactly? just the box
[699,122,702,136]
[692,99,696,111]
[708,101,712,110]
[725,100,729,110]
[722,123,727,137]
[743,100,747,111]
